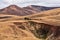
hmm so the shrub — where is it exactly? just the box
[24,17,31,20]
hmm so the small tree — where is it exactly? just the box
[24,17,31,20]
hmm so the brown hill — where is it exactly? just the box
[0,8,60,40]
[0,6,60,40]
[25,8,60,18]
[0,5,60,16]
[0,5,39,16]
[0,15,40,40]
[24,5,60,12]
[23,8,60,40]
[0,5,29,16]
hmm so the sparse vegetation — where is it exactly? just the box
[24,17,31,20]
[0,8,60,40]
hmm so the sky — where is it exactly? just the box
[0,0,60,9]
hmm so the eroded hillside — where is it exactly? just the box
[0,8,60,40]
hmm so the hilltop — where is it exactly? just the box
[0,5,60,16]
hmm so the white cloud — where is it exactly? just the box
[0,0,60,9]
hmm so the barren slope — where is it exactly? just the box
[26,8,60,18]
[0,15,41,40]
[0,8,60,40]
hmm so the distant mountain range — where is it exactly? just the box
[0,5,60,16]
